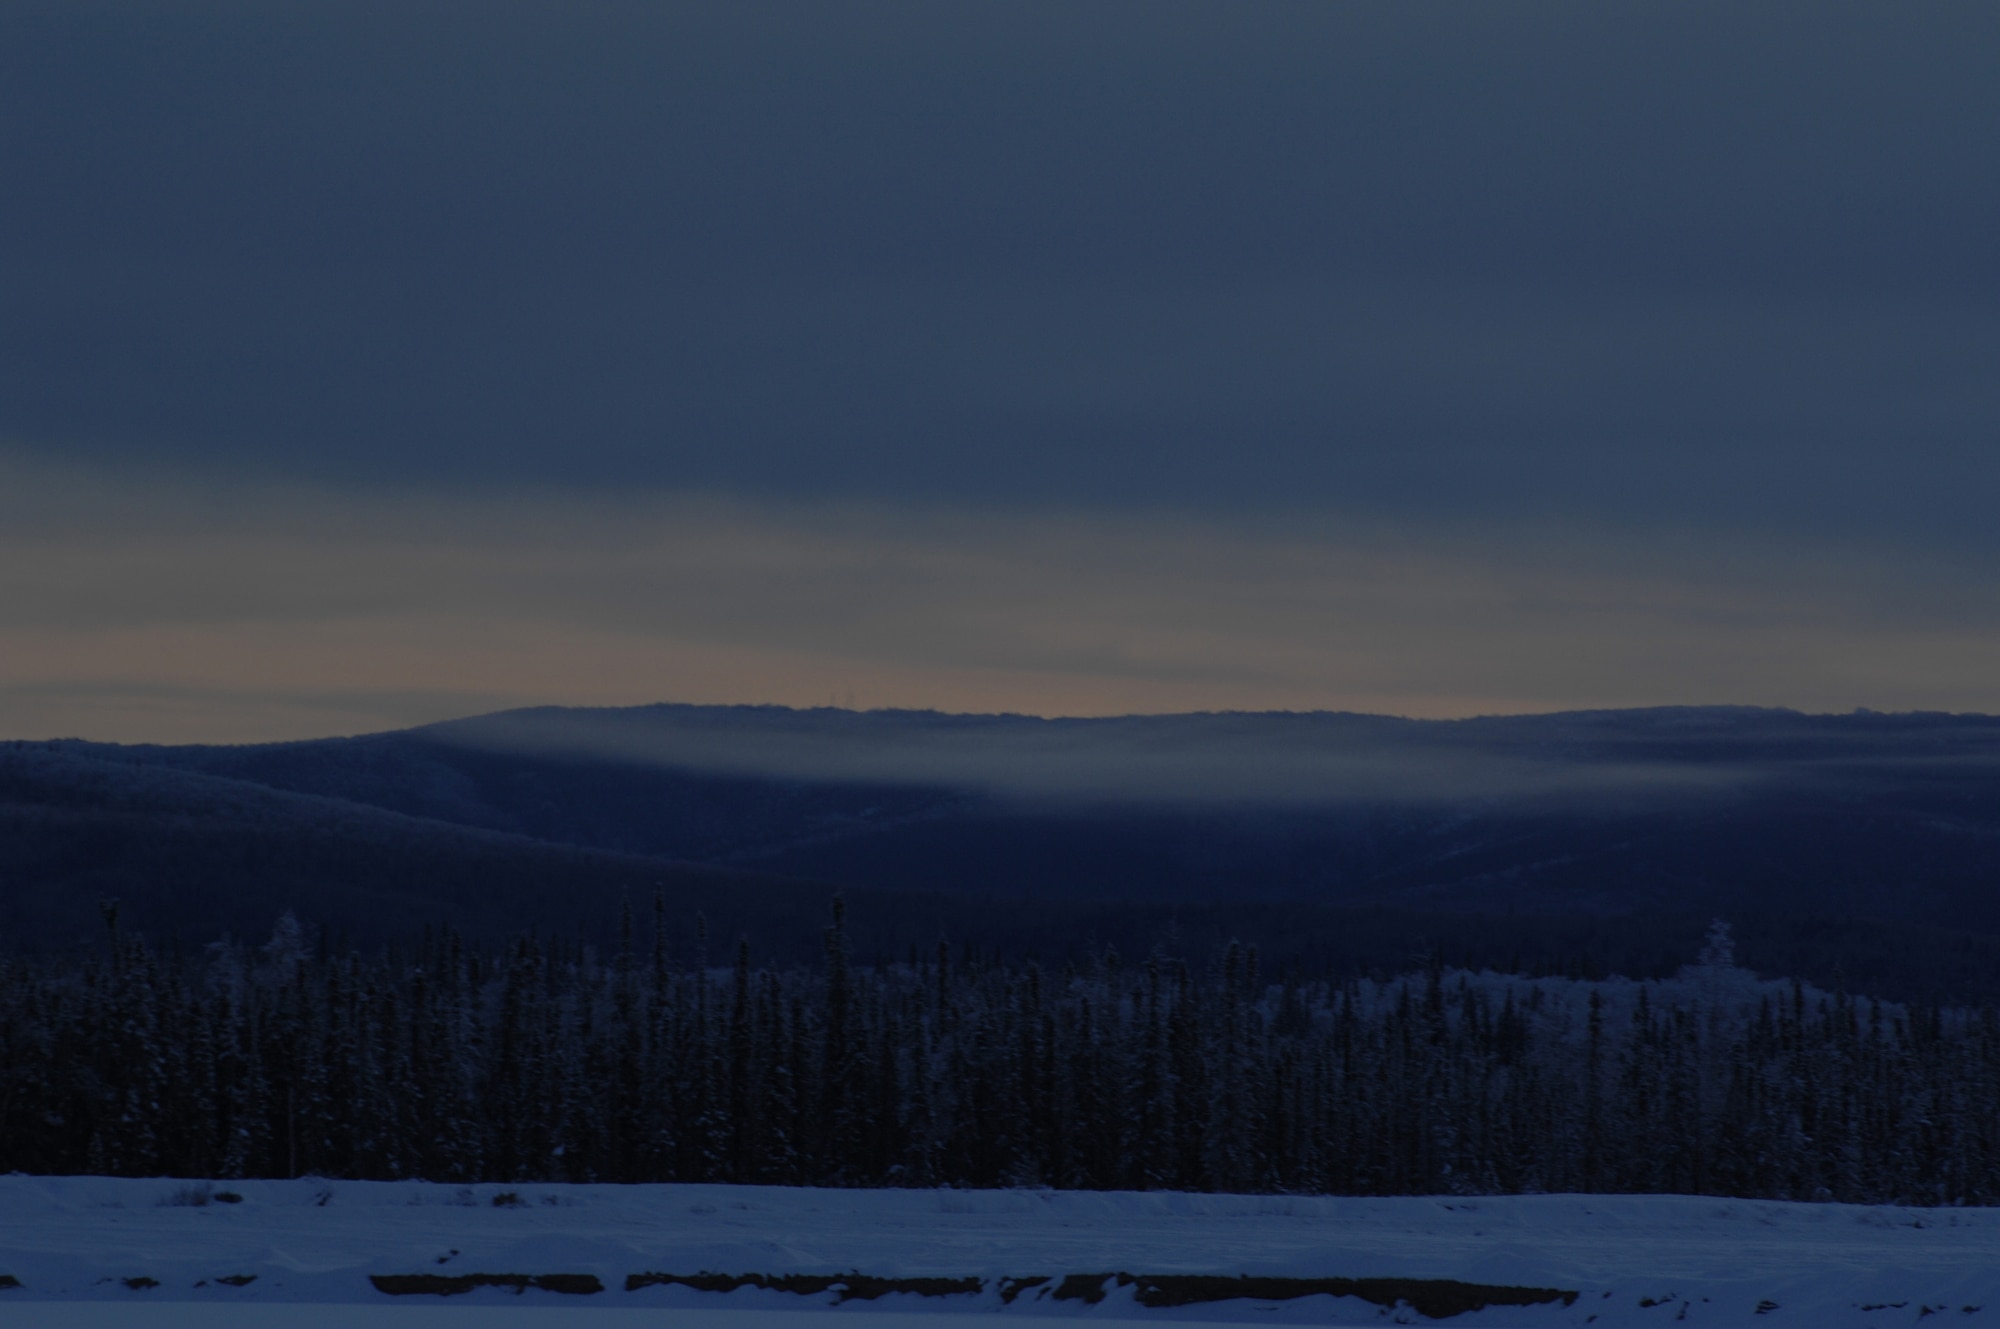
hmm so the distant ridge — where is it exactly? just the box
[8,703,2000,1001]
[0,738,870,954]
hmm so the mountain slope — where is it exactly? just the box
[67,703,2000,922]
[11,704,2000,999]
[0,741,867,954]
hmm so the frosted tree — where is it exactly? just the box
[1697,918,1736,969]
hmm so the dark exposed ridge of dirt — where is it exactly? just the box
[370,1273,604,1296]
[1052,1273,1117,1303]
[0,1275,21,1290]
[998,1275,1050,1303]
[1121,1273,1580,1318]
[624,1271,983,1301]
[616,1268,1579,1318]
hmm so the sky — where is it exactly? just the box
[3,1,1997,743]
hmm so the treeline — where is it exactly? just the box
[3,905,1999,1204]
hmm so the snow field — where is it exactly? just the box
[1,1176,1996,1327]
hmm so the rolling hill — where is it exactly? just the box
[8,704,2000,1000]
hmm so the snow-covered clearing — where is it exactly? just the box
[1,1176,1994,1327]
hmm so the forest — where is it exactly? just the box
[3,903,1997,1206]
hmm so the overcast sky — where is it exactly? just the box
[4,1,1997,742]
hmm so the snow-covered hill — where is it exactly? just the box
[1,1176,1994,1327]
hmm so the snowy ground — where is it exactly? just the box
[1,1176,1994,1328]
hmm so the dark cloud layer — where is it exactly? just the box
[5,1,1996,543]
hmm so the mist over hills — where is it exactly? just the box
[7,703,2000,1002]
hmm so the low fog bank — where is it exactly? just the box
[416,703,2000,809]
